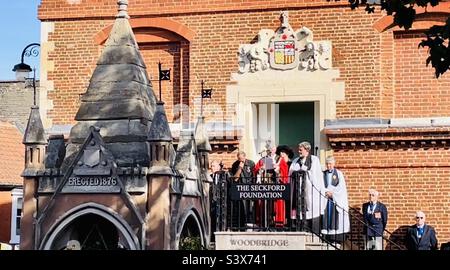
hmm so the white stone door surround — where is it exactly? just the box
[226,69,345,162]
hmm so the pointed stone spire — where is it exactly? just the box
[148,102,173,142]
[194,116,211,152]
[75,0,156,122]
[23,106,47,175]
[23,106,46,145]
[69,0,156,166]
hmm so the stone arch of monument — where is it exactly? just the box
[175,208,206,250]
[40,203,140,250]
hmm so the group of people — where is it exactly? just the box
[209,140,443,250]
[361,190,438,250]
[209,141,351,240]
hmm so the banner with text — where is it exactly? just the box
[230,184,290,200]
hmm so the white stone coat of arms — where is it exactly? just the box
[237,11,332,73]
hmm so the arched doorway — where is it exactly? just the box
[41,204,140,250]
[50,214,122,250]
[178,212,205,250]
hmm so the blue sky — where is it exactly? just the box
[0,0,41,81]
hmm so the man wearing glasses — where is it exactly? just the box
[362,189,388,250]
[405,211,438,250]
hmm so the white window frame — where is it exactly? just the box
[10,188,23,246]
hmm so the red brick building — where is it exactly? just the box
[36,0,450,247]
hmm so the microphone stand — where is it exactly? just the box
[257,151,269,228]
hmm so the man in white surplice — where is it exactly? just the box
[321,156,350,237]
[289,141,326,233]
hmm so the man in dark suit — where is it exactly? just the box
[405,211,438,250]
[363,189,388,250]
[230,151,256,228]
[440,242,450,250]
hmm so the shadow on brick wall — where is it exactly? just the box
[386,225,408,250]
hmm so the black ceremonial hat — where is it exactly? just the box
[276,145,294,159]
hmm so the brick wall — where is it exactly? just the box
[38,0,349,20]
[326,126,450,247]
[0,81,39,132]
[393,32,450,118]
[46,20,109,124]
[140,42,189,123]
[332,146,450,247]
[380,31,394,118]
[42,4,383,125]
[209,149,238,171]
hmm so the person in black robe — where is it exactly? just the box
[230,151,255,229]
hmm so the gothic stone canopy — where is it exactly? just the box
[21,1,212,251]
[237,11,332,74]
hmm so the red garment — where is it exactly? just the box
[253,158,264,175]
[274,158,288,226]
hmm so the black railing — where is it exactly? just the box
[211,173,405,250]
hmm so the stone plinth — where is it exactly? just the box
[215,231,310,250]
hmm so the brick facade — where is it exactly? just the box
[41,3,385,125]
[393,32,450,118]
[38,1,348,20]
[333,147,450,247]
[326,126,450,247]
[38,0,450,248]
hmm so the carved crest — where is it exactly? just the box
[83,149,100,168]
[63,126,121,193]
[73,131,111,176]
[237,11,332,73]
[269,11,299,70]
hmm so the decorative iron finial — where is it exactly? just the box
[200,80,213,117]
[117,0,129,19]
